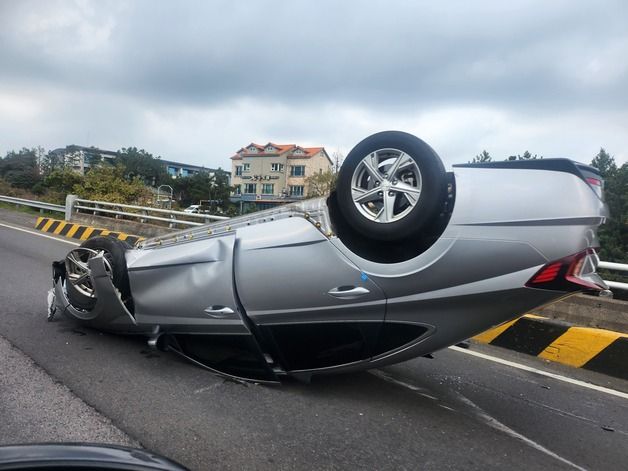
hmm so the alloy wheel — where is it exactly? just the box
[65,248,113,298]
[350,148,422,223]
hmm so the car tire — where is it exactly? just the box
[65,237,132,311]
[336,131,447,241]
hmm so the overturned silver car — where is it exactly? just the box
[49,131,609,383]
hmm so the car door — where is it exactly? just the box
[234,217,386,371]
[127,234,278,382]
[127,235,244,329]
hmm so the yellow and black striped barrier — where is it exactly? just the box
[474,314,628,380]
[35,217,145,245]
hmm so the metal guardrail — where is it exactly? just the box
[0,193,228,228]
[71,197,229,228]
[0,195,65,212]
[598,261,628,292]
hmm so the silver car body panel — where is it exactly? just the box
[126,234,248,333]
[234,217,386,325]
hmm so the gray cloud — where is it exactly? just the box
[1,0,627,167]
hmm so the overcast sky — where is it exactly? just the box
[1,0,627,169]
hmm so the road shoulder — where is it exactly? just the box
[0,333,139,447]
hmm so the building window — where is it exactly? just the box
[244,183,256,194]
[290,165,305,177]
[243,163,250,172]
[290,185,304,197]
[167,166,178,176]
[271,163,284,172]
[247,146,258,153]
[266,146,275,152]
[262,183,274,194]
[235,165,243,176]
[234,185,241,195]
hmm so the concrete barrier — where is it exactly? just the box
[473,314,628,380]
[35,217,145,245]
[69,213,174,239]
[536,293,628,334]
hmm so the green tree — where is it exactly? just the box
[506,151,541,161]
[210,169,234,209]
[172,170,233,210]
[44,168,84,194]
[471,150,492,163]
[84,147,111,169]
[39,150,68,177]
[0,148,42,189]
[591,148,617,179]
[117,147,169,187]
[306,170,337,197]
[591,149,627,263]
[73,165,152,205]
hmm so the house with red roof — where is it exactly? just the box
[230,141,333,209]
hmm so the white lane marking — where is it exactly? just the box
[373,366,585,469]
[455,393,587,471]
[449,345,628,400]
[0,222,79,246]
[370,369,425,392]
[418,392,438,401]
[371,370,440,401]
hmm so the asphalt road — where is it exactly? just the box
[1,210,627,470]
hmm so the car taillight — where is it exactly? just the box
[575,163,605,200]
[526,248,607,292]
[586,177,604,199]
[529,262,562,283]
